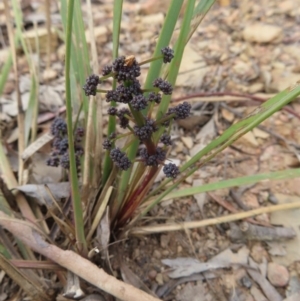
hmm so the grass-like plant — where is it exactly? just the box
[1,0,300,300]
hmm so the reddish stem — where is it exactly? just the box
[117,167,158,227]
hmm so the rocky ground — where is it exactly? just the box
[0,0,300,300]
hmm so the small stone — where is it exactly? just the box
[42,68,58,81]
[162,250,169,256]
[177,245,183,254]
[160,234,170,248]
[181,136,193,149]
[153,249,161,259]
[267,262,289,287]
[148,270,157,280]
[251,243,268,263]
[241,276,252,288]
[155,273,164,285]
[3,80,15,94]
[85,26,108,44]
[243,23,282,44]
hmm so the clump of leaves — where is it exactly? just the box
[48,47,191,230]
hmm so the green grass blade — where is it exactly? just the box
[59,0,90,115]
[186,0,215,42]
[157,0,196,119]
[0,54,13,95]
[143,0,184,93]
[114,0,184,200]
[143,84,300,215]
[181,86,300,172]
[165,168,300,200]
[24,77,37,144]
[65,0,87,253]
[102,0,123,185]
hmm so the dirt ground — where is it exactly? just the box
[1,0,300,300]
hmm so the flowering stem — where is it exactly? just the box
[96,89,110,93]
[138,55,163,66]
[117,166,158,227]
[65,0,87,254]
[155,113,175,126]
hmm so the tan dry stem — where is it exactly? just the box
[129,201,300,235]
[3,0,25,185]
[0,211,162,301]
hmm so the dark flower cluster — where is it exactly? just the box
[112,56,141,82]
[160,133,172,146]
[161,46,174,63]
[47,117,84,171]
[163,163,179,178]
[83,74,100,96]
[133,118,158,141]
[110,148,131,170]
[153,78,173,95]
[148,92,161,104]
[168,102,192,120]
[139,147,166,167]
[83,47,191,178]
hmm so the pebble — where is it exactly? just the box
[153,249,161,259]
[42,68,58,82]
[155,273,164,285]
[241,276,252,288]
[148,270,157,280]
[243,23,282,43]
[160,235,170,248]
[267,262,289,287]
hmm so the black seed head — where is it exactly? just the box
[76,127,84,137]
[131,94,148,111]
[58,137,69,155]
[117,108,131,129]
[50,117,67,137]
[102,65,112,76]
[110,148,131,170]
[106,90,118,103]
[109,132,117,140]
[60,153,70,169]
[83,74,100,96]
[148,92,161,104]
[160,133,172,146]
[46,155,60,167]
[75,145,84,156]
[133,118,158,141]
[112,56,141,82]
[161,46,174,63]
[103,139,112,150]
[140,147,166,166]
[169,102,191,120]
[107,107,118,116]
[163,163,179,178]
[153,78,173,95]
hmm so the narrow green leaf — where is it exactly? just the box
[114,0,184,201]
[65,0,87,252]
[157,0,196,119]
[0,54,12,95]
[102,0,123,185]
[165,168,300,200]
[143,84,300,215]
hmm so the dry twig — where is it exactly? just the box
[0,211,162,301]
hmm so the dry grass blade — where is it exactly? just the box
[87,186,113,241]
[0,254,53,301]
[86,0,102,187]
[3,0,25,185]
[0,211,162,301]
[129,201,300,235]
[10,259,64,270]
